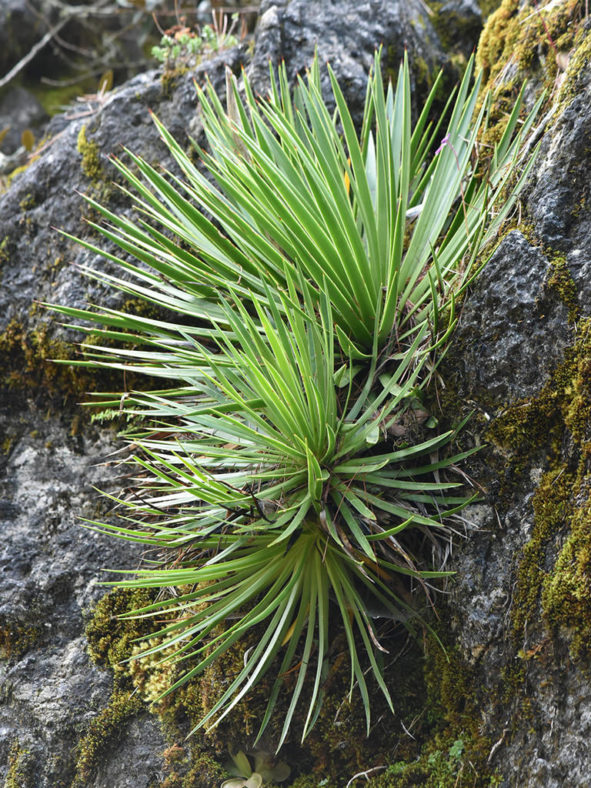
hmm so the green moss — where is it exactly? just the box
[27,80,92,117]
[427,1,483,55]
[0,620,41,660]
[83,579,506,787]
[488,318,591,664]
[77,125,104,184]
[85,587,156,681]
[555,19,591,114]
[368,643,500,787]
[172,754,227,788]
[0,311,168,416]
[512,465,575,638]
[289,778,336,788]
[84,587,233,786]
[4,742,34,788]
[487,391,559,457]
[542,494,591,660]
[0,319,90,402]
[73,589,162,785]
[478,0,582,87]
[486,313,589,469]
[4,162,31,188]
[71,690,144,787]
[547,255,579,322]
[478,0,502,18]
[476,0,585,146]
[0,237,9,268]
[18,193,36,212]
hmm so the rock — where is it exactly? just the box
[453,230,572,402]
[87,716,167,788]
[527,87,591,312]
[440,3,591,786]
[4,0,591,784]
[0,55,242,338]
[0,398,168,786]
[0,86,48,155]
[249,0,444,124]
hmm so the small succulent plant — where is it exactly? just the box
[221,749,290,787]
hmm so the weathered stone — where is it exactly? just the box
[0,86,47,154]
[440,4,591,786]
[250,0,444,125]
[453,230,572,402]
[0,398,167,786]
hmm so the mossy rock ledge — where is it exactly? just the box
[2,0,591,785]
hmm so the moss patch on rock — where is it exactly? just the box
[366,642,501,787]
[476,0,588,144]
[0,619,42,661]
[81,584,504,787]
[0,295,173,418]
[0,319,89,400]
[489,316,591,665]
[427,1,483,57]
[71,690,145,787]
[77,125,105,185]
[4,741,35,788]
[546,255,580,323]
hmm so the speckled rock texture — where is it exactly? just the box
[0,398,165,786]
[439,4,591,786]
[452,230,572,401]
[249,0,444,124]
[527,86,591,310]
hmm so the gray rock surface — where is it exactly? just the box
[250,0,443,125]
[440,18,591,787]
[0,398,167,785]
[527,84,591,313]
[0,86,47,154]
[453,230,572,401]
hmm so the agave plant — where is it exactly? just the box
[77,280,472,744]
[52,50,540,745]
[60,50,541,363]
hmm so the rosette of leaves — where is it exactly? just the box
[75,279,471,746]
[61,51,540,364]
[221,749,290,787]
[52,51,540,745]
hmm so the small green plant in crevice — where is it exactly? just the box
[53,50,540,747]
[221,749,290,787]
[152,13,239,70]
